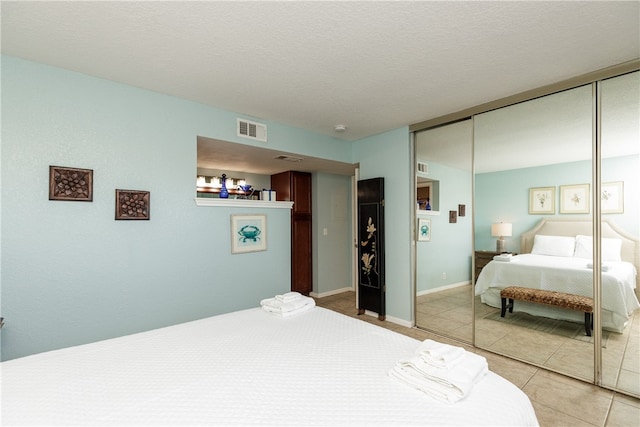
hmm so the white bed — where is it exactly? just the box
[1,306,539,426]
[476,218,640,333]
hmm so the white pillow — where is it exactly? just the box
[574,235,622,262]
[530,235,576,257]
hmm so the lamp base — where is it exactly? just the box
[496,238,506,253]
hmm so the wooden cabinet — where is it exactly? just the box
[474,251,499,282]
[271,171,312,295]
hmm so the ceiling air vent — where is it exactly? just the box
[237,118,267,142]
[417,162,428,174]
[274,155,303,162]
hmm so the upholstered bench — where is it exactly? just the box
[500,286,594,336]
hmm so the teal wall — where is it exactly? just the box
[353,127,413,323]
[1,56,414,360]
[416,161,473,293]
[475,155,639,252]
[0,56,361,360]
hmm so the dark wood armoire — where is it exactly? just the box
[271,171,312,295]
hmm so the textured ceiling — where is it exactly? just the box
[2,1,639,144]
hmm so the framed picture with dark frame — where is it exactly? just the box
[115,189,150,220]
[49,166,93,201]
[449,210,457,223]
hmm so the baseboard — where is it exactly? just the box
[364,310,414,328]
[310,286,354,299]
[417,281,470,297]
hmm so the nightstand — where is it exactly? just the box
[474,251,499,282]
[474,250,517,282]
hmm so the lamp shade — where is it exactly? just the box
[491,223,512,237]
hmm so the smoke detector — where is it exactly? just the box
[334,124,347,132]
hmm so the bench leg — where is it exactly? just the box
[585,312,592,337]
[500,298,514,317]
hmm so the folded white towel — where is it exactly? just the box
[389,350,488,404]
[586,262,610,272]
[260,295,316,317]
[493,254,512,262]
[275,292,303,303]
[416,339,466,369]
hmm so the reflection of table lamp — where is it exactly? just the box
[491,222,512,253]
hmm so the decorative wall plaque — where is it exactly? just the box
[49,166,93,201]
[115,189,150,220]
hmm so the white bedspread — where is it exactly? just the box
[475,254,639,332]
[1,307,539,426]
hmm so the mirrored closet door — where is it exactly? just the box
[413,67,640,397]
[600,71,640,397]
[414,120,473,343]
[473,84,595,382]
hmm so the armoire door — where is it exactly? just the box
[271,171,312,295]
[357,177,385,320]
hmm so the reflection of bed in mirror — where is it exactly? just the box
[475,218,640,333]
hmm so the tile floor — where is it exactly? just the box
[315,291,640,427]
[415,285,640,396]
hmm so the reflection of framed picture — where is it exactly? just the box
[602,181,624,214]
[231,214,267,254]
[560,184,590,214]
[449,210,457,223]
[417,218,431,242]
[529,186,555,214]
[115,190,150,220]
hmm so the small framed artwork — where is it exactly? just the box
[529,186,555,214]
[560,184,590,214]
[458,204,466,217]
[49,166,93,201]
[602,181,624,214]
[449,210,457,223]
[231,214,267,254]
[115,189,150,220]
[417,218,431,242]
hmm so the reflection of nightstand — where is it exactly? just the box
[474,251,498,282]
[474,251,517,281]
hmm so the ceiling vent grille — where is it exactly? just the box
[417,162,429,174]
[237,118,267,142]
[274,155,303,162]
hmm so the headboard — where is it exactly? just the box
[521,217,640,288]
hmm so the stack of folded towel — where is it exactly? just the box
[260,292,316,317]
[587,262,610,272]
[389,339,488,404]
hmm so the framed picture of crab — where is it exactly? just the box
[115,189,150,220]
[231,214,267,254]
[49,166,93,201]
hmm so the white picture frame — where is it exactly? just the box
[529,186,555,214]
[417,218,431,242]
[231,214,267,254]
[560,184,590,214]
[602,181,624,214]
